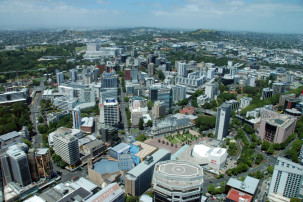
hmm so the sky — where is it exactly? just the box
[0,0,302,34]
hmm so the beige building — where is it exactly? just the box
[153,101,166,118]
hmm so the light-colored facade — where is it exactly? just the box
[152,160,203,202]
[269,157,303,199]
[177,62,188,77]
[272,82,286,95]
[100,88,118,104]
[226,99,240,111]
[148,63,155,76]
[240,97,253,109]
[246,76,256,87]
[125,149,171,196]
[53,96,78,111]
[207,68,215,80]
[56,71,64,86]
[215,103,231,140]
[170,85,187,103]
[262,88,273,100]
[53,132,80,166]
[175,71,206,88]
[153,101,166,118]
[205,82,219,100]
[259,110,296,143]
[197,94,209,106]
[99,98,120,126]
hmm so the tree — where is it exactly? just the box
[124,96,129,102]
[261,141,271,151]
[38,115,44,123]
[138,118,144,130]
[208,184,216,195]
[147,101,154,110]
[135,134,147,142]
[146,120,152,127]
[158,70,165,81]
[22,139,32,148]
[255,153,264,164]
[38,124,48,134]
[267,166,274,174]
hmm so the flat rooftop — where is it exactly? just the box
[157,161,202,177]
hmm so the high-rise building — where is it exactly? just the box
[99,98,120,126]
[170,85,187,103]
[101,73,117,88]
[125,149,171,196]
[268,157,303,199]
[124,68,131,81]
[153,101,166,118]
[207,68,216,80]
[5,149,32,186]
[35,148,53,179]
[262,88,273,100]
[259,110,296,143]
[130,69,138,82]
[53,132,80,167]
[246,76,256,87]
[240,97,253,109]
[69,69,78,82]
[79,88,95,103]
[205,82,219,100]
[215,103,231,140]
[27,148,39,182]
[56,71,64,86]
[177,62,188,77]
[100,124,118,143]
[86,43,99,51]
[152,160,204,202]
[148,63,155,76]
[100,88,118,104]
[149,85,172,113]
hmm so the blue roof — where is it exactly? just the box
[93,159,120,174]
[171,145,190,160]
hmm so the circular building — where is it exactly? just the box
[152,160,203,202]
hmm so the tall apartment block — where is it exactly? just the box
[99,98,120,126]
[215,103,231,140]
[56,70,64,86]
[262,88,273,100]
[269,157,303,199]
[205,82,219,100]
[177,62,188,77]
[72,107,81,130]
[153,101,166,118]
[53,133,80,167]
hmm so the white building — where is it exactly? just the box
[170,85,187,103]
[197,94,209,106]
[99,98,120,126]
[192,144,228,170]
[207,68,215,80]
[246,76,256,87]
[240,97,253,109]
[48,127,83,147]
[177,62,188,77]
[268,157,303,199]
[215,103,231,140]
[100,88,117,104]
[53,131,80,166]
[53,96,78,111]
[129,97,148,127]
[205,82,219,100]
[56,71,64,86]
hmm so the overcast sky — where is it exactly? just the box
[0,0,302,33]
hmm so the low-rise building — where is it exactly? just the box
[86,183,124,202]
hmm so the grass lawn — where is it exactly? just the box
[27,46,47,52]
[164,136,180,144]
[133,129,139,133]
[184,133,196,140]
[75,46,86,52]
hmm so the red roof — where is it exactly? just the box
[180,107,195,115]
[226,188,253,202]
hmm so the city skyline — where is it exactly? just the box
[0,0,303,34]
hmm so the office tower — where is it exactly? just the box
[125,68,131,81]
[207,68,215,80]
[152,160,204,201]
[149,85,172,113]
[125,149,171,196]
[130,69,138,82]
[100,124,118,143]
[148,63,155,76]
[131,49,138,57]
[153,101,166,118]
[72,107,81,130]
[226,100,240,111]
[215,103,231,140]
[171,85,187,103]
[56,71,64,86]
[53,133,80,167]
[99,98,120,126]
[27,148,39,182]
[262,88,273,100]
[35,148,53,179]
[93,68,100,83]
[6,149,32,186]
[272,82,286,95]
[259,110,296,144]
[284,99,297,112]
[268,157,303,199]
[69,69,78,82]
[101,73,118,88]
[177,62,188,77]
[205,82,219,100]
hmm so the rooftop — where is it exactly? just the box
[110,142,130,153]
[0,131,20,142]
[86,183,123,202]
[132,141,157,160]
[227,176,260,195]
[226,188,252,202]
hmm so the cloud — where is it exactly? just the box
[96,0,110,5]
